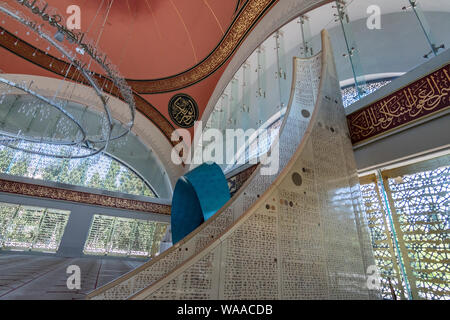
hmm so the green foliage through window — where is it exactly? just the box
[0,141,155,198]
[83,215,168,258]
[0,202,70,253]
[360,155,449,300]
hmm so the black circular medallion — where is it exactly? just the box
[292,172,303,186]
[168,93,199,128]
[301,109,311,118]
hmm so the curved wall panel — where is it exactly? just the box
[87,34,320,300]
[88,30,378,300]
[129,31,378,300]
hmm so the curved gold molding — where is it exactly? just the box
[127,0,278,94]
[0,0,279,142]
[0,25,176,144]
[0,0,277,95]
[0,164,258,217]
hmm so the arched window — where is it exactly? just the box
[0,139,156,198]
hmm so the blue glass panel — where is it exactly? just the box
[171,163,230,244]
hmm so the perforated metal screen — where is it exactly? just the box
[360,155,449,300]
[0,202,70,253]
[83,214,168,258]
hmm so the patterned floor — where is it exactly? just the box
[0,253,143,300]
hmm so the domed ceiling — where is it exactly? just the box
[0,0,280,144]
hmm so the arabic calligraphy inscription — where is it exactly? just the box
[168,94,199,128]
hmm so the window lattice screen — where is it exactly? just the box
[0,143,155,198]
[0,202,70,253]
[360,177,405,300]
[360,154,449,300]
[83,215,168,258]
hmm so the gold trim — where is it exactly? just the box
[0,179,171,215]
[349,64,450,146]
[127,0,279,93]
[359,173,376,185]
[352,106,450,148]
[0,0,281,142]
[0,0,280,94]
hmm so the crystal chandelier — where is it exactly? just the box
[0,0,135,158]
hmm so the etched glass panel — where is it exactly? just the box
[360,160,449,300]
[0,141,155,197]
[83,214,168,258]
[360,180,406,300]
[387,165,449,300]
[0,202,70,253]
